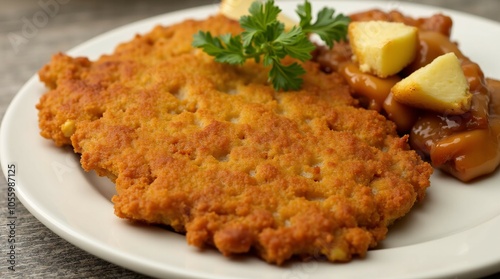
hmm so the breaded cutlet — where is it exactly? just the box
[36,14,432,264]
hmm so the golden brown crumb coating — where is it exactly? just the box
[37,14,432,264]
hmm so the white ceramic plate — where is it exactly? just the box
[2,1,500,278]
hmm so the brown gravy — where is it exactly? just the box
[314,10,500,181]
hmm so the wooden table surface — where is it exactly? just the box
[1,0,499,278]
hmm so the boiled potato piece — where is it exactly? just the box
[349,21,418,78]
[220,0,296,29]
[392,52,472,115]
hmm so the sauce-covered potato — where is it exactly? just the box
[348,21,418,78]
[392,53,472,115]
[314,9,500,182]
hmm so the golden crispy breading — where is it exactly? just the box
[37,14,432,264]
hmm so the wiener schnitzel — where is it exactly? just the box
[37,14,432,264]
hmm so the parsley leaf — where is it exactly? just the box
[192,0,350,91]
[192,32,247,64]
[297,0,350,48]
[240,0,281,46]
[270,61,306,91]
[275,26,315,61]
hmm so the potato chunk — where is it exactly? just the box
[220,0,296,29]
[391,52,472,115]
[349,21,418,78]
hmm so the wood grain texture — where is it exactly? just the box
[0,0,499,278]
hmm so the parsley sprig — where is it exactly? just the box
[192,0,350,91]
